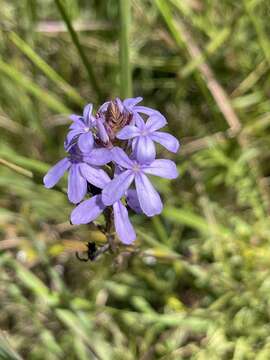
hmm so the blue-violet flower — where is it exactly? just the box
[44,145,111,204]
[66,103,95,153]
[71,172,136,244]
[102,147,178,216]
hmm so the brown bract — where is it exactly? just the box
[104,100,133,143]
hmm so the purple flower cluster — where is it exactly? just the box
[44,97,179,245]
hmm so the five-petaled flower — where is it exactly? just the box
[65,104,95,153]
[117,113,180,164]
[102,147,178,216]
[44,145,111,204]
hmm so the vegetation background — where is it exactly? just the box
[1,0,270,358]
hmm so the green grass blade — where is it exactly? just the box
[163,207,231,238]
[54,0,102,102]
[9,32,85,106]
[243,0,270,67]
[0,59,71,114]
[155,0,185,50]
[0,157,33,179]
[0,146,49,174]
[0,333,23,360]
[119,0,132,98]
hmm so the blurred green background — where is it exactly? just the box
[1,0,270,359]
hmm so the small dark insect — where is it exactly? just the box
[76,241,97,262]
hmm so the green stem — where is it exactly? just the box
[54,0,102,102]
[119,0,132,98]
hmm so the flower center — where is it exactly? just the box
[132,163,141,172]
[141,129,149,136]
[84,127,90,132]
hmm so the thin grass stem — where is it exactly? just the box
[54,0,102,102]
[0,59,70,114]
[119,0,132,98]
[10,32,85,106]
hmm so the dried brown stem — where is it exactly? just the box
[176,19,270,214]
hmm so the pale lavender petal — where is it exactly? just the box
[127,189,143,214]
[135,173,163,216]
[134,114,145,130]
[71,195,105,225]
[113,201,136,244]
[78,132,94,153]
[43,158,71,188]
[102,170,134,205]
[65,129,82,146]
[83,103,93,125]
[79,163,110,189]
[123,97,143,109]
[150,131,180,153]
[84,148,112,166]
[111,147,133,169]
[68,164,87,204]
[116,125,140,140]
[114,165,124,177]
[69,114,83,123]
[133,136,156,164]
[115,98,124,112]
[145,114,167,132]
[89,115,96,127]
[133,106,161,116]
[143,159,178,179]
[131,137,137,153]
[96,118,109,144]
[69,121,84,130]
[98,101,110,113]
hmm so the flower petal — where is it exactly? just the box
[133,106,162,116]
[134,113,145,130]
[79,163,110,189]
[98,101,110,113]
[111,147,133,169]
[84,148,112,166]
[116,125,140,140]
[69,121,84,130]
[115,98,124,112]
[123,97,143,109]
[78,132,94,153]
[145,114,167,132]
[127,189,143,214]
[135,173,163,216]
[96,118,109,144]
[113,201,136,244]
[68,164,87,204]
[143,159,178,179]
[65,129,82,149]
[71,195,105,225]
[133,136,156,164]
[69,114,84,124]
[150,131,180,153]
[102,170,134,205]
[83,103,93,125]
[43,158,70,188]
